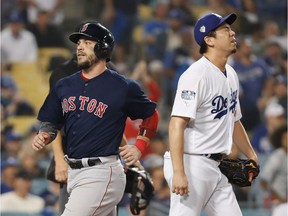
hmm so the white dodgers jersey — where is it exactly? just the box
[171,57,242,154]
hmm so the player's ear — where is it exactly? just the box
[204,36,214,47]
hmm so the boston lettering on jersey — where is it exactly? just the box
[61,96,108,118]
[211,90,238,119]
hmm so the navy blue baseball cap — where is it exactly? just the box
[7,10,25,23]
[194,13,237,46]
[168,8,185,20]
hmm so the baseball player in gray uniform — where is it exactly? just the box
[163,13,259,216]
[32,21,159,216]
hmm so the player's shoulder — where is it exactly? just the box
[107,69,138,86]
[107,69,127,81]
[54,71,81,87]
[180,57,208,79]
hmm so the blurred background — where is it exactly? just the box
[0,0,287,216]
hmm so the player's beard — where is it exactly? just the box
[77,54,99,70]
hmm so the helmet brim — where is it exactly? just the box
[69,33,97,44]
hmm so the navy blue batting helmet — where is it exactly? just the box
[69,21,114,62]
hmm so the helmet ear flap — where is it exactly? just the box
[94,40,112,62]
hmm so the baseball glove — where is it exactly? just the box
[219,158,260,187]
[124,166,154,215]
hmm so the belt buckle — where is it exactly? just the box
[69,161,79,169]
[88,158,101,166]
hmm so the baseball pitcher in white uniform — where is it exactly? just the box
[163,13,259,216]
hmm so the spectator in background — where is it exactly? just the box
[0,158,19,194]
[1,132,23,162]
[130,60,161,104]
[18,149,46,179]
[0,168,45,214]
[238,0,260,35]
[1,0,30,27]
[200,0,238,18]
[1,10,38,63]
[260,124,287,206]
[39,181,60,215]
[255,0,287,30]
[26,0,65,26]
[163,8,193,110]
[251,73,287,154]
[262,41,287,76]
[27,10,67,48]
[142,0,169,61]
[169,0,197,26]
[143,154,170,216]
[148,132,168,158]
[251,102,286,154]
[263,20,287,51]
[1,74,35,117]
[247,22,266,56]
[231,37,274,134]
[272,74,287,118]
[101,0,140,55]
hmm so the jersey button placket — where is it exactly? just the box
[83,82,88,93]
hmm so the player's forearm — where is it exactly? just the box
[233,121,258,162]
[120,135,128,147]
[51,131,65,161]
[38,122,58,144]
[135,109,159,153]
[169,117,186,173]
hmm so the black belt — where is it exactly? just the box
[65,157,102,169]
[202,153,225,161]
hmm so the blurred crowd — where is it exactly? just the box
[0,0,287,216]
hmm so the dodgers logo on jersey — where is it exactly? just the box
[211,90,238,119]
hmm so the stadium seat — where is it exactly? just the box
[10,62,49,111]
[6,116,38,135]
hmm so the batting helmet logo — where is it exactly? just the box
[81,23,89,33]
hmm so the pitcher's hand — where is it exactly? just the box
[172,171,189,196]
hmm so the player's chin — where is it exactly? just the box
[231,47,237,54]
[78,60,91,70]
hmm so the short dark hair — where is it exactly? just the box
[270,124,287,149]
[199,30,216,54]
[15,169,33,181]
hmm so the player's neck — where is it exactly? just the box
[81,62,107,79]
[204,53,228,72]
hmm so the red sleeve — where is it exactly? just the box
[135,109,160,153]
